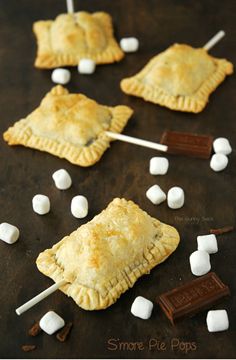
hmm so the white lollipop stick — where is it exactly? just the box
[66,0,74,14]
[203,30,225,51]
[15,280,66,316]
[105,131,168,152]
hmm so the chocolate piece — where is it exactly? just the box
[210,226,234,235]
[28,321,41,337]
[21,345,36,352]
[56,322,73,342]
[160,131,213,159]
[158,272,230,324]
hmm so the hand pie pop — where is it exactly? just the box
[33,11,124,68]
[121,44,233,113]
[36,198,180,310]
[3,86,133,167]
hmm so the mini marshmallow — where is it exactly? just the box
[71,195,88,218]
[52,169,72,190]
[120,37,139,53]
[51,68,71,85]
[189,250,211,276]
[167,187,184,209]
[210,153,228,172]
[78,59,96,74]
[206,310,229,332]
[0,223,19,244]
[197,234,218,254]
[32,194,50,215]
[146,184,166,205]
[149,157,169,175]
[39,311,65,335]
[131,296,153,320]
[213,137,232,155]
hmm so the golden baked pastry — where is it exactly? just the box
[33,11,124,68]
[121,44,233,113]
[36,198,180,310]
[3,86,133,167]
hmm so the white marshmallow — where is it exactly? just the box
[0,223,19,244]
[149,157,169,175]
[131,296,153,320]
[189,250,211,276]
[39,311,65,335]
[197,234,218,254]
[206,310,229,332]
[51,68,71,85]
[71,195,88,218]
[78,59,96,74]
[146,185,166,205]
[167,187,184,209]
[52,169,72,190]
[210,153,228,172]
[120,37,139,53]
[32,194,50,215]
[213,137,232,155]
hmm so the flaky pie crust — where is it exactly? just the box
[33,11,124,68]
[36,198,180,310]
[3,86,133,167]
[121,44,233,113]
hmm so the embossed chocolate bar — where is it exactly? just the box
[158,272,230,323]
[160,131,213,159]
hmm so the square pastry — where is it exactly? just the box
[121,44,233,113]
[36,198,180,310]
[3,85,133,167]
[33,11,124,68]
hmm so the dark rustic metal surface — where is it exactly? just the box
[0,0,235,358]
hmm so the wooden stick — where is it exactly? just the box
[203,30,225,51]
[15,280,66,316]
[105,131,168,152]
[210,225,234,235]
[66,0,74,14]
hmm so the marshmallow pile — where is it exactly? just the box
[146,184,185,209]
[210,137,232,172]
[39,311,65,335]
[51,59,96,84]
[147,156,185,209]
[189,234,218,276]
[31,169,89,219]
[189,234,230,332]
[131,296,153,320]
